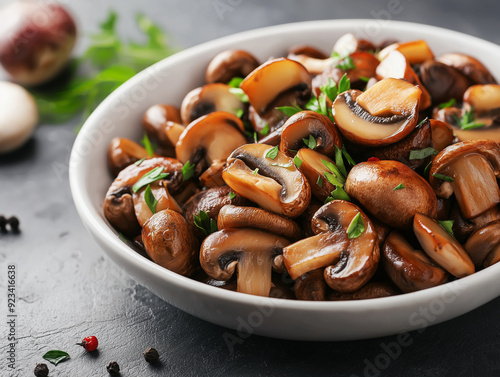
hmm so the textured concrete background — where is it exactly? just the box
[1,0,500,376]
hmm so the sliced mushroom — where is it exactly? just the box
[333,33,376,57]
[429,139,500,219]
[332,78,421,146]
[295,148,337,202]
[180,83,244,125]
[464,219,500,268]
[107,137,152,177]
[142,209,198,277]
[175,111,247,183]
[327,281,399,301]
[279,110,342,158]
[143,104,185,151]
[283,200,379,292]
[345,160,437,229]
[200,228,289,296]
[240,58,312,115]
[382,231,448,293]
[217,204,302,240]
[205,49,259,84]
[294,268,328,301]
[429,119,454,152]
[437,53,497,85]
[375,50,431,110]
[414,213,475,278]
[223,143,311,218]
[103,157,184,237]
[183,186,250,241]
[378,40,434,65]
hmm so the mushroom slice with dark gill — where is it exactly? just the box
[279,110,342,158]
[200,228,289,296]
[414,213,475,278]
[429,139,500,219]
[175,111,247,186]
[222,143,311,218]
[107,137,153,177]
[142,209,198,277]
[332,78,421,146]
[437,53,497,85]
[205,49,259,84]
[383,231,448,293]
[217,204,302,240]
[180,83,244,125]
[345,160,437,229]
[104,157,184,237]
[240,58,312,116]
[283,200,379,292]
[464,219,500,268]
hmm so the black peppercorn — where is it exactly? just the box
[106,361,120,374]
[8,216,20,232]
[34,363,49,377]
[0,216,7,232]
[143,347,159,363]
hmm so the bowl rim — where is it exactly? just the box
[70,18,500,315]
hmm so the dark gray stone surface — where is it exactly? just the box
[1,0,500,376]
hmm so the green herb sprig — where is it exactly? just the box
[193,211,218,236]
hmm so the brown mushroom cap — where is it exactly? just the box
[327,281,399,301]
[279,110,342,158]
[205,49,259,84]
[142,104,184,151]
[142,209,198,277]
[464,219,500,268]
[429,139,500,219]
[463,84,500,114]
[283,200,379,293]
[240,58,312,115]
[429,119,454,152]
[180,83,244,125]
[294,268,328,301]
[332,78,421,146]
[217,204,302,240]
[437,53,497,85]
[288,45,329,60]
[345,160,437,229]
[104,157,184,237]
[382,231,448,293]
[223,143,311,218]
[107,137,152,177]
[200,228,290,296]
[414,213,475,278]
[450,204,500,243]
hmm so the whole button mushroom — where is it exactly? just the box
[142,210,198,277]
[0,81,38,153]
[345,160,437,229]
[0,1,77,86]
[414,213,475,278]
[200,228,290,297]
[283,200,380,293]
[222,143,311,218]
[428,139,500,219]
[382,231,448,293]
[205,49,259,84]
[332,78,421,147]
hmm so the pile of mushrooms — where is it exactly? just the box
[103,35,500,301]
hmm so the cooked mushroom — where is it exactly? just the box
[295,148,337,202]
[104,157,183,237]
[437,53,497,85]
[414,213,475,278]
[283,200,379,292]
[288,45,329,59]
[279,110,342,158]
[180,83,244,125]
[332,78,421,146]
[382,231,448,293]
[143,104,185,151]
[240,58,312,115]
[205,49,259,83]
[327,281,399,301]
[450,204,500,243]
[217,204,302,240]
[429,119,454,152]
[345,160,437,229]
[463,84,500,115]
[142,209,198,276]
[332,33,376,57]
[420,60,472,105]
[294,268,328,301]
[464,219,500,268]
[378,40,434,65]
[175,111,247,185]
[428,139,500,219]
[375,51,431,110]
[223,143,311,217]
[107,137,152,177]
[183,186,250,241]
[200,228,289,296]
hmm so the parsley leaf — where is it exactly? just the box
[317,175,323,187]
[432,173,454,182]
[438,98,457,109]
[455,108,486,130]
[142,134,154,157]
[182,161,196,181]
[334,146,347,177]
[235,108,244,118]
[336,56,356,71]
[293,155,303,169]
[229,87,249,102]
[393,183,405,190]
[144,184,158,214]
[438,220,455,237]
[193,210,218,237]
[276,104,303,117]
[347,213,365,239]
[342,145,356,166]
[322,159,346,184]
[134,157,146,166]
[325,186,351,203]
[424,161,433,177]
[253,168,259,175]
[132,167,169,193]
[265,146,279,160]
[228,192,236,200]
[303,134,317,150]
[324,172,344,187]
[259,123,270,136]
[228,77,244,88]
[409,147,438,160]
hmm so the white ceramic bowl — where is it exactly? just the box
[70,19,500,341]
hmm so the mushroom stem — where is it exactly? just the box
[237,251,273,296]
